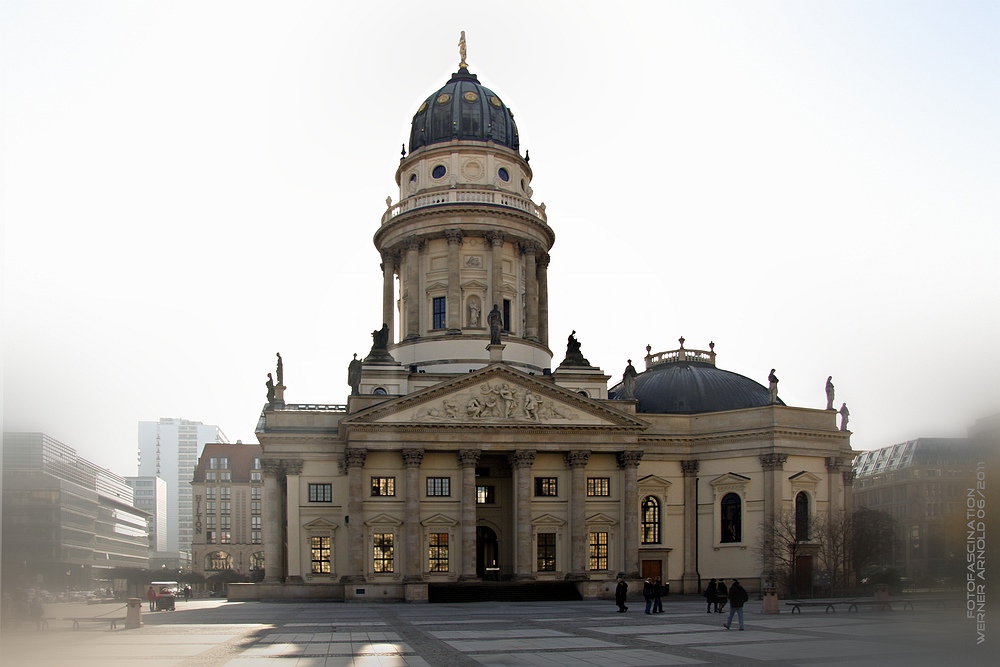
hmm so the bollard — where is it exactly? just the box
[126,597,143,629]
[762,585,780,614]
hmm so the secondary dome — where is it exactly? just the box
[609,341,783,414]
[408,67,519,153]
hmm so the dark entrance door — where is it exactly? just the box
[795,555,813,596]
[477,526,499,579]
[641,560,661,581]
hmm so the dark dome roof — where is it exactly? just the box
[610,362,783,414]
[408,68,519,153]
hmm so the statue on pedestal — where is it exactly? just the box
[276,352,284,386]
[347,353,362,396]
[620,360,638,400]
[825,376,835,410]
[768,369,779,404]
[487,305,503,345]
[265,373,275,405]
[561,330,591,367]
[839,403,850,431]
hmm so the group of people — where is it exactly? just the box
[613,576,667,614]
[704,577,749,630]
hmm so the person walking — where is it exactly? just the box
[724,579,749,630]
[642,578,655,614]
[614,578,629,613]
[703,578,718,613]
[715,580,728,613]
[652,577,664,613]
[146,586,157,612]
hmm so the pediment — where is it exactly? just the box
[531,513,566,527]
[710,472,751,487]
[789,470,822,491]
[303,518,338,531]
[342,364,647,430]
[638,475,672,498]
[421,513,459,527]
[586,512,618,526]
[365,512,402,527]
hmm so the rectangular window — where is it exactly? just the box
[371,477,396,497]
[206,530,216,544]
[206,471,216,482]
[251,486,261,500]
[252,530,261,545]
[502,299,511,332]
[209,457,219,469]
[251,516,261,530]
[587,478,610,496]
[537,533,556,572]
[253,457,261,469]
[426,477,450,497]
[534,477,558,497]
[311,536,331,574]
[220,502,230,516]
[220,486,231,500]
[205,487,216,500]
[428,533,449,572]
[250,471,262,482]
[220,531,231,544]
[373,533,394,573]
[309,483,332,502]
[206,501,216,514]
[220,516,231,530]
[589,531,608,571]
[477,485,495,504]
[251,501,261,515]
[206,516,216,529]
[219,471,231,482]
[432,296,447,329]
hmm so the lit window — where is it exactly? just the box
[373,533,394,572]
[371,477,395,497]
[589,532,608,570]
[721,493,742,543]
[206,530,216,544]
[476,485,495,504]
[534,477,558,497]
[641,496,660,544]
[537,533,556,572]
[426,477,450,497]
[311,536,331,574]
[309,483,332,502]
[587,478,610,496]
[428,533,449,572]
[220,531,231,544]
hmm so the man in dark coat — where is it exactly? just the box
[642,578,655,614]
[715,580,728,613]
[704,578,718,613]
[614,578,629,613]
[724,579,750,630]
[652,577,664,613]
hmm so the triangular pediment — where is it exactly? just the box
[302,518,338,531]
[421,513,459,527]
[789,471,822,484]
[586,512,618,526]
[710,472,751,487]
[531,513,566,527]
[342,364,647,430]
[365,512,402,527]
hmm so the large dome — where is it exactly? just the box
[610,343,783,414]
[408,68,519,153]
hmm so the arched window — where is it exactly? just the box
[795,492,810,541]
[641,496,660,544]
[206,550,233,571]
[720,493,742,543]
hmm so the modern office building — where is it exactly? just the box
[125,475,168,551]
[137,418,228,556]
[190,442,264,578]
[242,45,855,603]
[2,432,150,592]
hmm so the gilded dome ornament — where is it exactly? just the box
[489,95,502,108]
[458,30,468,69]
[463,91,479,102]
[436,93,451,105]
[417,101,427,113]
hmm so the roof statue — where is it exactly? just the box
[487,304,503,345]
[265,372,275,405]
[458,31,468,69]
[347,353,362,396]
[826,376,835,410]
[839,403,850,431]
[768,369,779,404]
[364,323,395,363]
[620,360,638,400]
[560,330,591,367]
[275,352,283,386]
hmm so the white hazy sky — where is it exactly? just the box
[3,1,998,478]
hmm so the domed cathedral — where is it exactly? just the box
[247,39,855,603]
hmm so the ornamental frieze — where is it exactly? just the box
[414,381,574,423]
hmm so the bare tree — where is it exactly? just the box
[814,510,852,594]
[755,510,812,596]
[851,507,898,577]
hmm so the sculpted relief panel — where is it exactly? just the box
[415,381,575,423]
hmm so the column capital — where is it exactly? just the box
[402,448,425,468]
[341,448,367,473]
[283,459,303,476]
[825,456,846,472]
[565,450,590,469]
[519,241,539,256]
[261,459,283,477]
[618,451,644,469]
[842,470,856,486]
[509,450,536,469]
[486,231,505,247]
[457,449,481,468]
[680,459,700,477]
[759,453,788,471]
[404,235,423,252]
[444,229,463,245]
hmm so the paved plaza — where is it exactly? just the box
[0,596,991,667]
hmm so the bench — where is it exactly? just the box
[65,616,126,630]
[847,598,950,612]
[786,601,841,614]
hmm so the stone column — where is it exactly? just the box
[522,242,538,341]
[509,450,536,580]
[284,459,303,582]
[458,449,481,580]
[261,459,284,584]
[402,448,424,581]
[759,453,788,583]
[842,469,855,517]
[445,230,463,333]
[619,451,643,578]
[381,250,396,344]
[404,236,421,339]
[538,254,549,347]
[486,231,505,318]
[826,456,845,513]
[565,451,590,579]
[341,448,367,582]
[681,460,700,594]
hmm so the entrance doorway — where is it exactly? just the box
[641,560,661,581]
[477,526,499,579]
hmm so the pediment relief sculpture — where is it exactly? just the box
[414,380,575,423]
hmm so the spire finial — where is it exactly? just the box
[458,31,468,69]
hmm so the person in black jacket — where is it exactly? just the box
[715,580,728,613]
[724,579,750,630]
[703,578,717,613]
[614,578,629,613]
[652,577,664,613]
[642,578,655,614]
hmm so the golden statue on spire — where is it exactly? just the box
[458,31,468,69]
